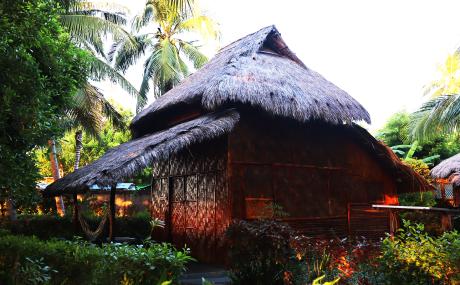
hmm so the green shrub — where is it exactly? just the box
[225,220,306,285]
[403,158,432,183]
[354,220,460,284]
[0,214,151,241]
[0,234,192,285]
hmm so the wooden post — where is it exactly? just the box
[73,193,79,234]
[441,213,453,232]
[6,197,16,221]
[167,177,173,242]
[108,185,116,242]
[389,209,399,236]
[49,139,65,216]
[347,203,351,238]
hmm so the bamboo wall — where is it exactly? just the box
[151,137,230,262]
[227,112,397,239]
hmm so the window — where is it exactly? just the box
[245,198,274,219]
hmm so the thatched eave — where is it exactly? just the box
[350,125,432,194]
[44,110,240,196]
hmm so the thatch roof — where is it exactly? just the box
[131,25,370,138]
[44,110,239,195]
[431,153,460,185]
[349,126,431,193]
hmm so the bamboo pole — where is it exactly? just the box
[108,185,116,242]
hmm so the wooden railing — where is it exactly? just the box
[275,203,391,240]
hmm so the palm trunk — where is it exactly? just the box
[48,139,66,216]
[74,130,83,170]
[6,197,16,221]
[73,130,83,233]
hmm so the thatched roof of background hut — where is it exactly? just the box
[130,25,370,137]
[431,154,460,185]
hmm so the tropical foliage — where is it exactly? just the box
[402,158,432,182]
[111,0,219,110]
[0,213,152,241]
[35,104,132,177]
[57,0,139,135]
[423,53,460,98]
[354,220,460,284]
[0,0,88,209]
[376,111,460,165]
[412,53,460,139]
[0,231,192,285]
[226,220,308,284]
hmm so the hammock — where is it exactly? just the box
[77,205,109,242]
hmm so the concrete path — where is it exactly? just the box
[180,262,231,285]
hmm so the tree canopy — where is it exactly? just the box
[36,106,132,177]
[0,0,88,208]
[412,53,460,139]
[111,0,218,110]
[376,111,460,165]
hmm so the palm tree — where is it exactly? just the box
[412,53,460,140]
[110,0,218,110]
[423,54,460,98]
[55,0,139,168]
[49,0,140,215]
[168,0,195,14]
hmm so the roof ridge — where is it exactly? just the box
[217,25,276,54]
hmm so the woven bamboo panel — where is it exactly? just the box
[205,174,216,250]
[151,178,169,220]
[196,173,207,239]
[171,190,185,246]
[152,159,169,178]
[172,177,185,202]
[186,175,198,201]
[150,138,228,262]
[215,173,230,245]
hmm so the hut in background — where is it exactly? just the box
[45,26,430,263]
[431,154,460,207]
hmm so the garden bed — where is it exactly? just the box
[0,229,192,285]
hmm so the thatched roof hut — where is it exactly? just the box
[431,153,460,186]
[45,25,423,195]
[45,26,431,261]
[431,154,460,206]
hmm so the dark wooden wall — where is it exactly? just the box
[227,112,397,238]
[151,137,230,262]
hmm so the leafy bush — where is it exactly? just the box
[225,220,307,285]
[0,214,151,241]
[403,158,432,183]
[353,220,460,284]
[292,236,380,284]
[0,233,192,285]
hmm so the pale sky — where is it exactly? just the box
[99,0,460,132]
